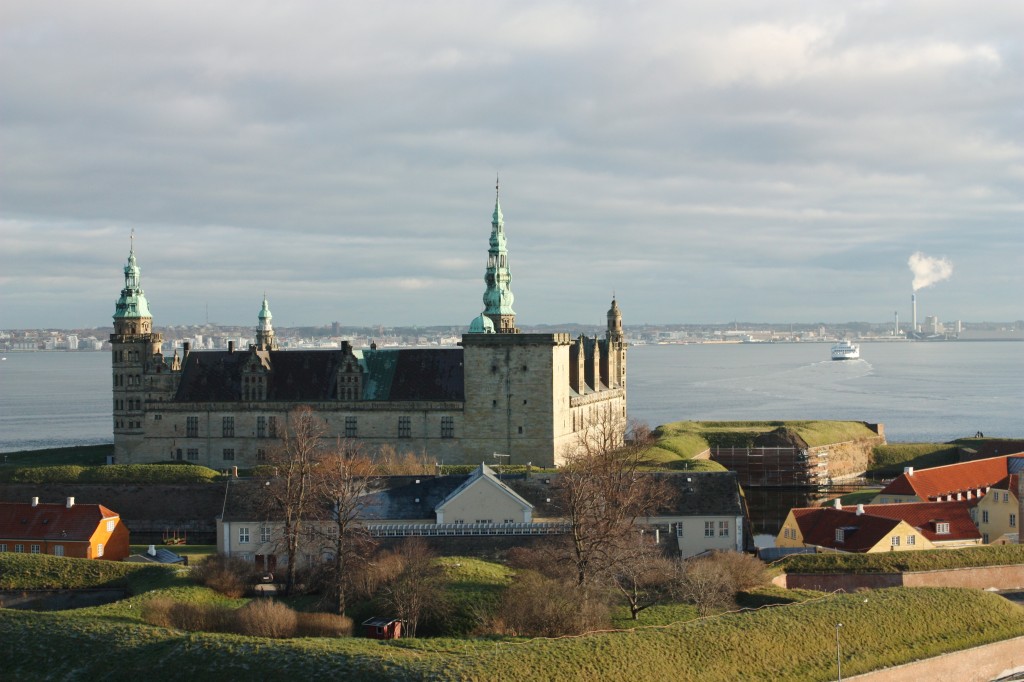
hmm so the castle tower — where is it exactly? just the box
[481,180,519,333]
[604,297,626,390]
[110,234,163,460]
[255,295,279,350]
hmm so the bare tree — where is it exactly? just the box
[312,438,378,616]
[375,538,447,638]
[556,419,670,587]
[261,406,325,595]
[674,555,736,617]
[611,536,676,620]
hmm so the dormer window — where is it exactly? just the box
[835,528,845,543]
[935,521,950,535]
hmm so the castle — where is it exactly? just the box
[111,188,627,468]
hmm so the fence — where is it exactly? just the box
[367,521,570,538]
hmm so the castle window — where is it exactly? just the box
[186,416,199,438]
[256,449,266,461]
[223,417,235,437]
[398,417,411,438]
[186,448,199,461]
[517,426,523,435]
[257,416,267,438]
[440,416,454,439]
[345,417,357,438]
[268,417,278,438]
[223,448,235,460]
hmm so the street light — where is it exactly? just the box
[835,622,843,682]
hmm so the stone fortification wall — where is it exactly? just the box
[845,635,1024,682]
[809,434,886,480]
[780,563,1024,592]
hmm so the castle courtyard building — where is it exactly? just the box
[111,188,627,468]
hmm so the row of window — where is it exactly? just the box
[980,511,1017,526]
[237,527,273,544]
[0,543,99,556]
[703,520,729,537]
[180,415,456,440]
[112,350,142,363]
[890,535,916,547]
[115,399,142,411]
[115,419,142,429]
[113,374,142,387]
[175,447,267,462]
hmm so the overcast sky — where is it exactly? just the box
[2,1,1022,329]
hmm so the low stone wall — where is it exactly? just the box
[846,635,1024,682]
[780,563,1024,592]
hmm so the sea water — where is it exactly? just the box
[0,342,1021,453]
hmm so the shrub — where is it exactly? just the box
[707,550,769,591]
[675,557,735,617]
[296,612,354,637]
[142,596,176,628]
[193,554,255,598]
[235,600,298,638]
[490,571,610,637]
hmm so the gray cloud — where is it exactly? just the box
[1,1,1021,328]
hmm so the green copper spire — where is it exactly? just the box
[256,294,278,350]
[259,294,272,321]
[113,232,152,320]
[481,178,518,333]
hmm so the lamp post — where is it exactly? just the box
[835,622,843,681]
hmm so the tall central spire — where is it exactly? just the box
[481,177,518,333]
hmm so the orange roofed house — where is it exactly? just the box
[0,497,130,560]
[872,455,1021,505]
[776,500,982,553]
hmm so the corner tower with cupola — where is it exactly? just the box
[110,235,163,461]
[255,295,279,351]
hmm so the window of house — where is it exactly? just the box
[14,544,24,553]
[982,511,989,523]
[398,416,411,438]
[257,416,267,438]
[260,527,271,543]
[256,448,266,461]
[223,448,235,460]
[345,416,357,438]
[835,528,845,543]
[30,544,40,554]
[223,416,235,437]
[97,543,104,557]
[187,448,199,461]
[983,533,990,544]
[440,416,454,439]
[239,527,250,544]
[186,416,199,438]
[1011,514,1017,528]
[1005,493,1010,502]
[676,523,684,538]
[268,416,278,438]
[53,545,64,556]
[936,522,950,534]
[704,521,714,538]
[719,520,729,537]
[891,536,900,547]
[907,535,916,545]
[107,520,116,532]
[0,544,6,552]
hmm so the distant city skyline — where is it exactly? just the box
[2,2,1021,329]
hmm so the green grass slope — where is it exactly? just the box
[2,587,1022,681]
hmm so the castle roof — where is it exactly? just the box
[173,347,465,402]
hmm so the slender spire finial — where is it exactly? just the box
[130,227,135,253]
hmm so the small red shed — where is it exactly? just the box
[362,617,404,640]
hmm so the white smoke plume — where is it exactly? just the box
[908,252,953,291]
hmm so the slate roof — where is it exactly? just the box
[126,547,186,564]
[434,464,533,514]
[791,501,981,552]
[0,501,119,542]
[174,348,465,402]
[878,455,1018,500]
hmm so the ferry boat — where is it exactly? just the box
[831,340,860,361]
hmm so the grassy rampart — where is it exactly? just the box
[0,463,221,485]
[780,545,1024,574]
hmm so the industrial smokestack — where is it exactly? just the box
[894,311,899,336]
[912,293,917,334]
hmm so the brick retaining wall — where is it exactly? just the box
[781,563,1024,591]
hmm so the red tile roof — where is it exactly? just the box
[0,501,119,542]
[791,500,980,552]
[991,473,1020,496]
[878,455,1018,501]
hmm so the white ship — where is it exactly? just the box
[831,340,860,361]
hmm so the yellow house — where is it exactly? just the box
[776,500,982,553]
[973,473,1019,544]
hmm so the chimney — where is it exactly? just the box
[148,544,157,556]
[228,340,235,353]
[31,497,39,507]
[833,498,842,510]
[904,467,914,477]
[856,504,865,516]
[66,497,75,508]
[183,341,191,354]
